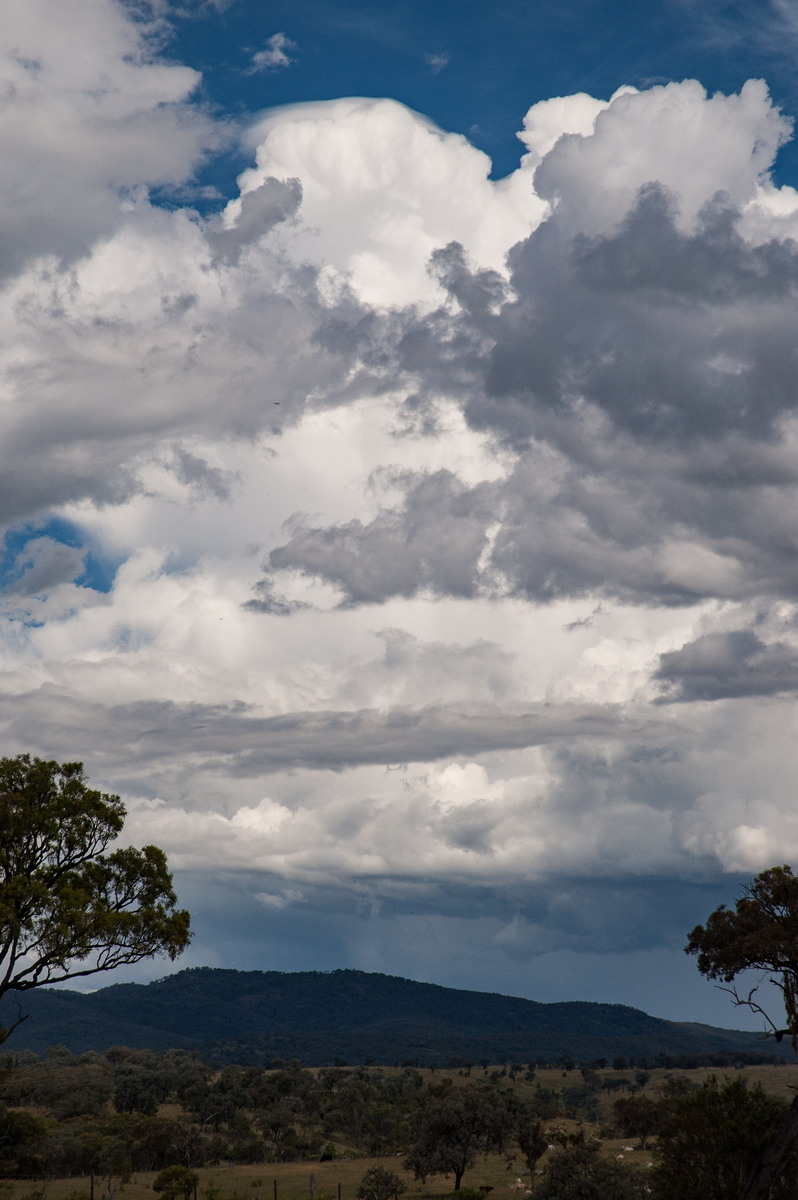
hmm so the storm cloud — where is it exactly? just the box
[656,629,798,700]
[0,687,647,776]
[5,0,798,1026]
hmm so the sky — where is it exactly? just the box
[5,0,798,1032]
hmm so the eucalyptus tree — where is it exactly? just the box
[0,754,190,1041]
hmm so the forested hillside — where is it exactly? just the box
[0,968,787,1066]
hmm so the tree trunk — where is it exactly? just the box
[740,1094,798,1200]
[453,1170,464,1191]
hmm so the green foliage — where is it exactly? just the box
[7,1046,115,1119]
[355,1166,406,1200]
[601,1075,632,1093]
[153,1165,200,1200]
[561,1083,599,1120]
[404,1080,516,1190]
[114,1069,159,1115]
[613,1093,668,1149]
[685,867,798,1199]
[514,1107,548,1174]
[0,1104,47,1175]
[534,1140,647,1200]
[686,864,798,1045]
[310,1065,415,1156]
[8,1038,798,1197]
[0,754,191,1043]
[650,1074,798,1200]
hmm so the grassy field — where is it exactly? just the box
[0,1154,534,1200]
[416,1060,798,1120]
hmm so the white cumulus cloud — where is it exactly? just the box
[2,4,798,1020]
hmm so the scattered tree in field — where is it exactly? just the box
[613,1093,668,1149]
[404,1081,515,1190]
[0,754,191,1042]
[514,1106,548,1175]
[533,1139,647,1200]
[650,1075,798,1200]
[356,1166,406,1200]
[562,1082,599,1121]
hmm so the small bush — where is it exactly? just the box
[153,1167,199,1200]
[356,1166,406,1200]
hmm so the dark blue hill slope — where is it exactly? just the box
[0,967,786,1066]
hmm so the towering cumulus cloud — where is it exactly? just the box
[3,0,798,1019]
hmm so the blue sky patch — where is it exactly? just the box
[0,518,120,597]
[166,0,798,208]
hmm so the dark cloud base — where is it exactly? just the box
[656,628,798,700]
[0,686,657,776]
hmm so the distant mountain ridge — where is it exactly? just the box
[0,967,789,1065]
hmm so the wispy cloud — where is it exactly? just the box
[677,0,798,58]
[249,32,296,72]
[424,51,450,74]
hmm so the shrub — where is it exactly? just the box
[356,1166,406,1200]
[153,1166,199,1200]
